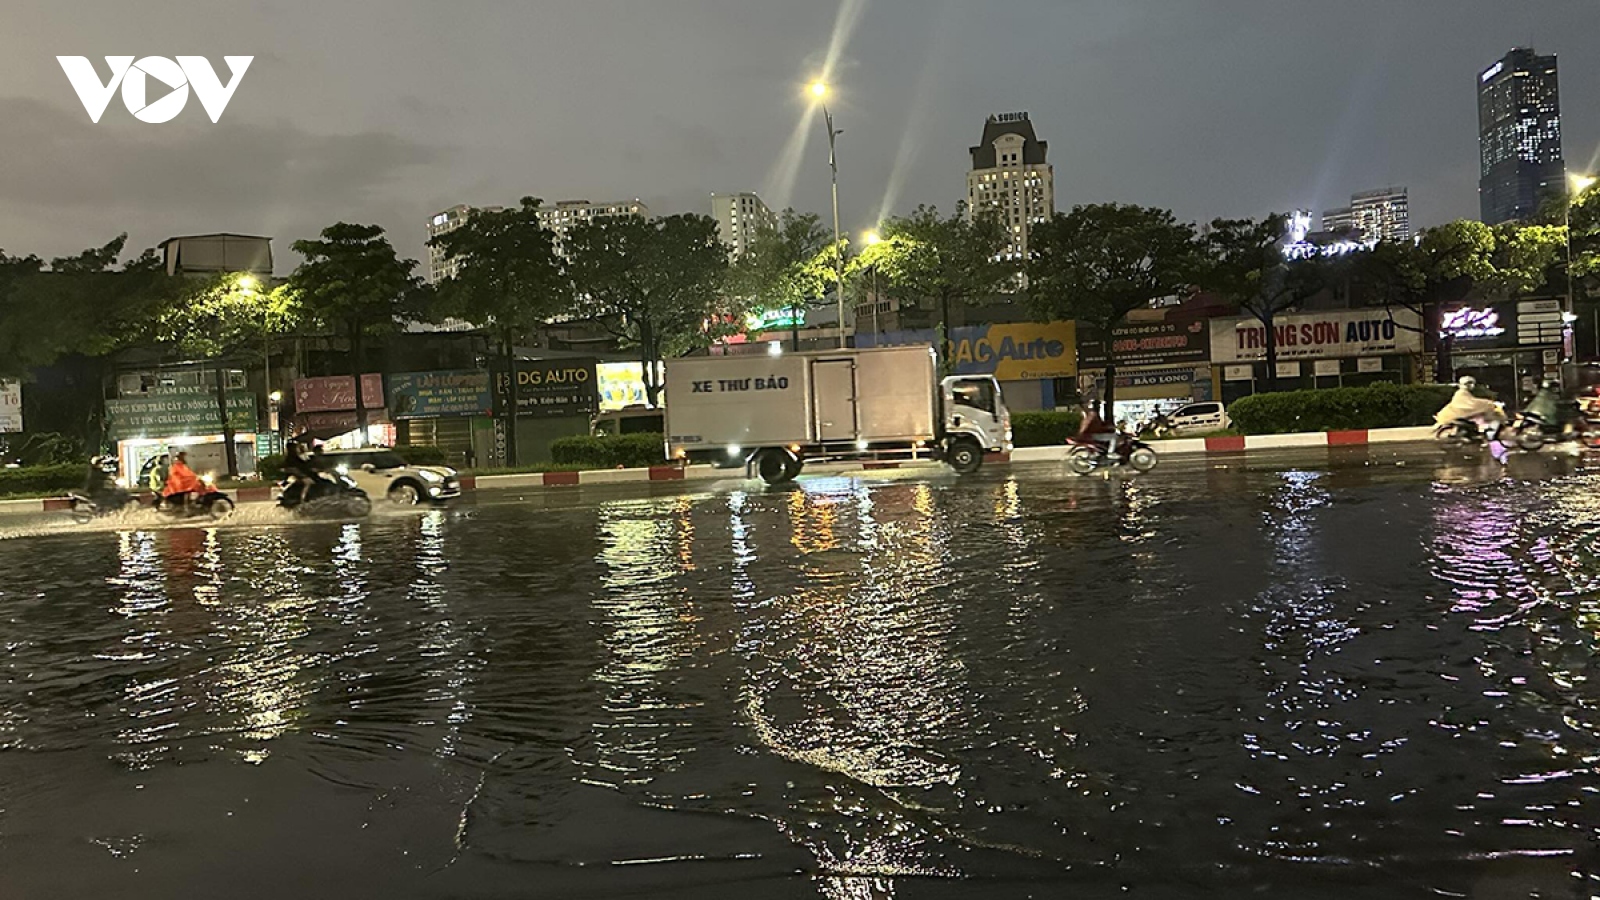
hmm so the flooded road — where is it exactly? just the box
[2,448,1599,898]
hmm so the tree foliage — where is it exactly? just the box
[855,204,1014,314]
[426,197,567,342]
[0,236,182,378]
[1028,203,1200,412]
[728,209,832,325]
[565,214,731,405]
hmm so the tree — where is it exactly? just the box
[565,214,731,406]
[1028,203,1200,418]
[427,197,566,466]
[0,236,181,379]
[854,204,1013,369]
[728,210,831,348]
[288,224,417,443]
[1198,214,1334,392]
[157,274,298,477]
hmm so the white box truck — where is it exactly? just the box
[664,345,1011,484]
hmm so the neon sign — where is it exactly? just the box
[1440,307,1505,339]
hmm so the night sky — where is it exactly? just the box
[4,0,1599,268]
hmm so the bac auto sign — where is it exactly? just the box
[1210,309,1422,364]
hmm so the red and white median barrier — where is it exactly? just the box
[0,429,1442,515]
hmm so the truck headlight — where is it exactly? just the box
[728,444,742,458]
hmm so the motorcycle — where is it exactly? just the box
[156,478,236,521]
[1433,403,1507,447]
[278,471,373,519]
[1508,401,1600,452]
[1137,411,1174,440]
[1065,433,1159,475]
[67,484,137,523]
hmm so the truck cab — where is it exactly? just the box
[941,375,1011,473]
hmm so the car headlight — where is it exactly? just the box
[419,469,443,483]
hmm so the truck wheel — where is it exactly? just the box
[757,449,796,485]
[782,454,805,481]
[947,438,983,475]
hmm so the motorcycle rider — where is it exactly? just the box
[162,451,204,507]
[1434,376,1504,437]
[147,453,169,506]
[279,439,329,507]
[1077,399,1125,461]
[82,454,121,501]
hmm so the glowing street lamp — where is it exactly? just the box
[809,79,846,347]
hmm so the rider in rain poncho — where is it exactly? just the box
[1435,377,1503,430]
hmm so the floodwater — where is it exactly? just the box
[2,448,1599,899]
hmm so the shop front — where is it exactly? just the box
[1077,318,1213,422]
[1440,300,1565,409]
[1210,308,1423,403]
[858,321,1077,410]
[490,358,600,466]
[388,370,493,467]
[105,387,258,481]
[293,374,391,448]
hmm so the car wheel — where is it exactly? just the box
[388,482,421,505]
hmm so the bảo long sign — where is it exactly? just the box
[1210,309,1422,364]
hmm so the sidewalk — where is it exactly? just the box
[0,425,1439,515]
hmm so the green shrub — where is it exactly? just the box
[0,463,87,496]
[549,433,667,469]
[257,453,285,481]
[1227,383,1458,434]
[394,444,449,467]
[1010,410,1083,447]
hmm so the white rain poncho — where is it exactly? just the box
[1434,386,1502,427]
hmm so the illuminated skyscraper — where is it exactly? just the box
[1478,48,1564,225]
[966,112,1055,262]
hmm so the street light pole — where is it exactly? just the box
[812,82,846,348]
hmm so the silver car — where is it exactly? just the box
[319,448,461,505]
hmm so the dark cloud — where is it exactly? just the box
[1,0,1597,269]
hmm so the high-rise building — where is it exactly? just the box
[1322,187,1410,243]
[1478,48,1564,225]
[710,192,774,259]
[426,204,504,284]
[535,199,648,260]
[1321,206,1355,236]
[967,112,1054,261]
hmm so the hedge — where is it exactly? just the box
[0,463,88,496]
[549,433,667,469]
[1011,410,1083,447]
[1227,383,1459,435]
[394,445,450,467]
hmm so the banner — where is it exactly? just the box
[1078,320,1210,369]
[387,370,492,419]
[1210,309,1422,363]
[0,379,20,433]
[493,358,599,419]
[295,374,384,413]
[597,362,663,411]
[859,321,1076,380]
[106,391,256,440]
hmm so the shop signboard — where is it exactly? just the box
[295,374,384,413]
[859,321,1076,380]
[106,391,256,440]
[1224,364,1254,381]
[493,358,599,419]
[1276,361,1302,379]
[1517,299,1564,346]
[1314,360,1341,377]
[1358,357,1383,373]
[0,379,21,433]
[1210,308,1422,363]
[597,362,664,411]
[387,370,492,419]
[1078,320,1210,370]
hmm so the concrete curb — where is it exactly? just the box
[1,428,1442,512]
